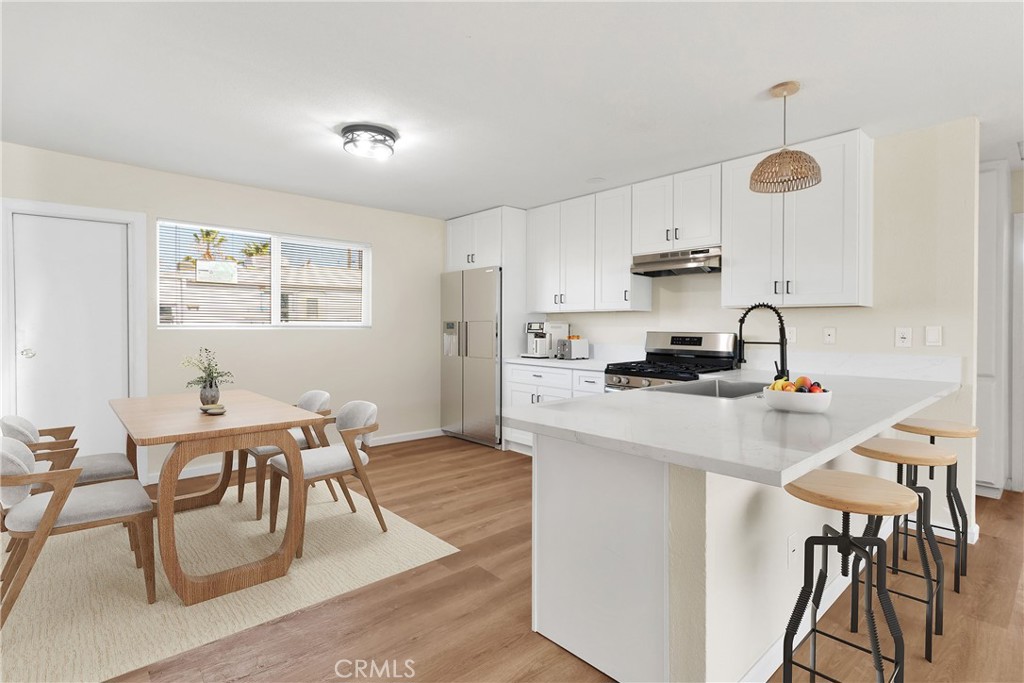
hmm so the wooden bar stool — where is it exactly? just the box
[893,418,977,592]
[783,469,917,683]
[851,437,953,661]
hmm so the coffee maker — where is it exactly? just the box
[522,321,570,358]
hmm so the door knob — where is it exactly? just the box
[20,348,36,358]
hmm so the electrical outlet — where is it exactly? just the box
[787,532,800,569]
[895,327,913,348]
[925,326,943,346]
[785,327,796,344]
[823,327,836,345]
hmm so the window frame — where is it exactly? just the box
[156,219,372,329]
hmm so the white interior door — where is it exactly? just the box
[12,213,130,453]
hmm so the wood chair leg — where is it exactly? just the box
[133,515,157,604]
[1,533,49,628]
[336,475,356,512]
[269,470,282,533]
[236,450,248,502]
[127,524,142,568]
[126,522,137,552]
[255,457,268,520]
[1,540,28,588]
[4,537,13,553]
[358,473,388,533]
[325,478,340,502]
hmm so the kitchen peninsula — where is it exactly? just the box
[504,369,959,682]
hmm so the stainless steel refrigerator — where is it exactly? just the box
[441,267,501,446]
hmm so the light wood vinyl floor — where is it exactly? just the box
[115,437,1023,682]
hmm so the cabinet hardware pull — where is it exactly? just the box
[466,254,471,264]
[530,393,536,404]
[665,229,671,242]
[674,228,680,240]
[773,281,780,295]
[560,293,565,304]
[624,289,629,301]
[471,253,475,263]
[553,294,558,305]
[786,280,792,294]
[584,379,596,384]
[532,374,542,378]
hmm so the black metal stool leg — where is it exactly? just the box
[784,537,817,683]
[893,464,903,575]
[945,462,963,593]
[863,536,905,683]
[909,483,934,662]
[851,515,882,633]
[852,541,885,683]
[918,485,945,636]
[951,470,969,577]
[810,531,831,683]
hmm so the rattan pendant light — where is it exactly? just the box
[749,81,821,193]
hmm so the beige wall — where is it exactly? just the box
[2,142,444,478]
[1012,169,1024,214]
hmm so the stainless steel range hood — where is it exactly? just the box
[631,246,721,277]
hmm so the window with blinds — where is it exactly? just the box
[157,220,371,327]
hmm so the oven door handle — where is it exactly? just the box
[604,385,630,393]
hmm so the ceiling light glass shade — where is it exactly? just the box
[340,124,396,160]
[749,148,822,193]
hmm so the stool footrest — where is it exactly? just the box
[792,660,844,683]
[896,526,956,548]
[809,628,898,665]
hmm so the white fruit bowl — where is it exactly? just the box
[762,387,833,414]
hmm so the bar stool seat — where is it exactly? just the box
[784,469,918,517]
[893,419,978,439]
[853,437,957,467]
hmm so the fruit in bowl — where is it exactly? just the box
[764,376,832,413]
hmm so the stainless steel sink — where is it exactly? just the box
[650,379,765,399]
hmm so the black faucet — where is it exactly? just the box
[737,302,789,380]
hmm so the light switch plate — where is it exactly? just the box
[895,327,913,348]
[925,326,943,346]
[823,327,836,345]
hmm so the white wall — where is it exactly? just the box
[1,142,444,478]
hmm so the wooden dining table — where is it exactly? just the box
[109,389,323,605]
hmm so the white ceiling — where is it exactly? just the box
[3,2,1021,220]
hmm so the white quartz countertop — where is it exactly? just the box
[503,369,960,486]
[505,357,612,372]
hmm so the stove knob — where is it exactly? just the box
[640,378,652,387]
[611,376,622,384]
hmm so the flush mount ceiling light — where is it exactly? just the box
[749,81,822,193]
[339,124,398,160]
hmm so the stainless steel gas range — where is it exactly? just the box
[604,331,739,391]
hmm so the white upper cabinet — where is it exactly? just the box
[631,175,675,255]
[559,196,596,311]
[632,164,722,256]
[673,164,722,250]
[721,130,873,308]
[445,207,504,271]
[595,186,652,311]
[526,197,598,313]
[526,203,562,313]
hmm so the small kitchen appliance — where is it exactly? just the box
[604,331,738,391]
[555,336,590,360]
[523,321,570,358]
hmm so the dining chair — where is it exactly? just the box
[238,390,332,520]
[0,437,156,627]
[268,400,386,557]
[1,415,136,484]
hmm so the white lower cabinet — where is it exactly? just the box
[504,364,604,449]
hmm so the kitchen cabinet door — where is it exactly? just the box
[631,175,674,256]
[559,195,596,311]
[595,186,652,311]
[721,153,785,307]
[505,380,539,446]
[445,215,473,272]
[673,164,721,250]
[782,130,870,306]
[471,207,503,268]
[526,204,562,313]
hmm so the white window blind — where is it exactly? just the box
[158,220,371,327]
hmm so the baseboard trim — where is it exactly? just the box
[976,483,1003,500]
[365,428,444,447]
[505,441,532,456]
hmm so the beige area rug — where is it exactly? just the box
[1,482,458,682]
